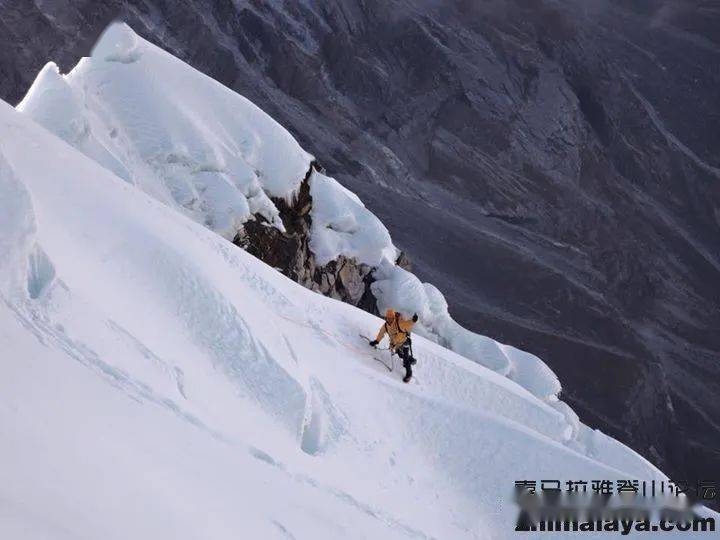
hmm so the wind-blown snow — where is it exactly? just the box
[371,263,561,400]
[18,23,313,238]
[18,23,569,410]
[1,98,716,538]
[0,155,36,297]
[309,170,398,266]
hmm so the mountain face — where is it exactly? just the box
[4,86,706,538]
[16,22,562,408]
[1,0,718,501]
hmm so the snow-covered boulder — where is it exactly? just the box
[309,171,397,266]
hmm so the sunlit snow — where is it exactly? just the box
[2,22,716,539]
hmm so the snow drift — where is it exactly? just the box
[18,23,312,237]
[18,22,562,408]
[2,23,715,539]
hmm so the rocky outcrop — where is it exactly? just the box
[233,162,382,313]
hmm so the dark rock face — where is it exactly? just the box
[234,162,378,310]
[2,0,719,504]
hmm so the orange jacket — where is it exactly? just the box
[375,309,416,350]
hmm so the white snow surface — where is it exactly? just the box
[18,23,566,409]
[1,96,716,538]
[18,23,313,238]
[309,170,398,266]
[371,263,561,400]
[8,22,718,537]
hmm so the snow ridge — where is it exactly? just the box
[3,23,715,537]
[19,23,312,238]
[18,22,562,407]
[1,91,715,539]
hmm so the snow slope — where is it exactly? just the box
[17,23,564,410]
[1,95,716,538]
[17,23,312,238]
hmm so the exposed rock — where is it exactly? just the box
[395,251,412,272]
[234,162,381,312]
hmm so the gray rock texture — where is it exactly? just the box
[234,162,380,311]
[2,0,719,505]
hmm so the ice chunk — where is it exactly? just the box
[19,23,313,239]
[309,171,397,266]
[93,22,142,63]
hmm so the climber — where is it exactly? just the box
[369,308,418,383]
